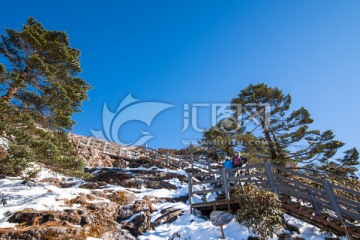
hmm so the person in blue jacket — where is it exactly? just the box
[223,158,233,169]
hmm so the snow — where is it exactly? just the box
[0,174,90,226]
[0,165,347,240]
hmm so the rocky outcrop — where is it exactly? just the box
[119,199,154,236]
[153,207,185,227]
[87,168,186,190]
[1,191,135,239]
[76,145,116,167]
[89,170,143,188]
[40,177,78,188]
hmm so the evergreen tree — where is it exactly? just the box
[0,17,90,130]
[0,18,90,176]
[203,83,359,177]
[318,148,359,178]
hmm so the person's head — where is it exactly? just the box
[236,152,241,157]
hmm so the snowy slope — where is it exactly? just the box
[0,165,346,240]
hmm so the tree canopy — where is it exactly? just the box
[0,17,90,130]
[203,83,359,177]
[0,17,90,176]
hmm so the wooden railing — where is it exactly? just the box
[69,133,360,237]
[188,162,360,238]
[69,133,221,172]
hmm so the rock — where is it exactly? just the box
[109,190,136,205]
[121,211,152,236]
[8,209,82,226]
[101,225,136,240]
[284,221,300,234]
[79,181,107,189]
[117,199,154,222]
[90,170,143,188]
[153,207,185,227]
[40,178,77,188]
[0,224,87,240]
[117,208,134,222]
[144,180,177,190]
[4,196,124,239]
[112,159,129,168]
[90,190,108,198]
[278,232,293,240]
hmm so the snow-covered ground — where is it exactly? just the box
[0,165,345,240]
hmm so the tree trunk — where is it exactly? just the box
[261,120,277,160]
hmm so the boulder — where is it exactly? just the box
[90,170,143,188]
[153,207,185,227]
[144,180,177,190]
[121,211,152,236]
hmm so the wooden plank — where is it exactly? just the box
[274,174,326,196]
[265,161,278,195]
[230,172,266,180]
[339,208,360,221]
[271,164,321,183]
[192,170,222,178]
[193,187,224,195]
[321,179,343,220]
[277,184,332,210]
[191,178,223,185]
[336,196,360,212]
[332,183,360,198]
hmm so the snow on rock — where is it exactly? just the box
[0,165,349,240]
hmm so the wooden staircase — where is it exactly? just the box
[68,134,360,239]
[188,163,360,239]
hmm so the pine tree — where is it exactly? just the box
[318,148,359,178]
[203,83,359,177]
[0,18,90,176]
[0,17,90,130]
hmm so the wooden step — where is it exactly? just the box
[314,213,329,220]
[329,219,342,226]
[284,202,301,209]
[300,207,314,215]
[349,226,360,233]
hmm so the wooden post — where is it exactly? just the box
[166,152,169,166]
[179,156,182,169]
[191,151,194,169]
[264,161,278,195]
[118,147,122,157]
[155,148,158,162]
[220,226,225,239]
[322,179,343,219]
[202,186,207,202]
[321,179,351,239]
[307,189,322,215]
[86,137,92,147]
[143,145,146,158]
[188,172,193,214]
[221,168,230,201]
[102,142,108,152]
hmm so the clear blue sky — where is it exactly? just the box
[1,0,360,152]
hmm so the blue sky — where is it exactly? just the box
[1,0,360,152]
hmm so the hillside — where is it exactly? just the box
[0,135,348,239]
